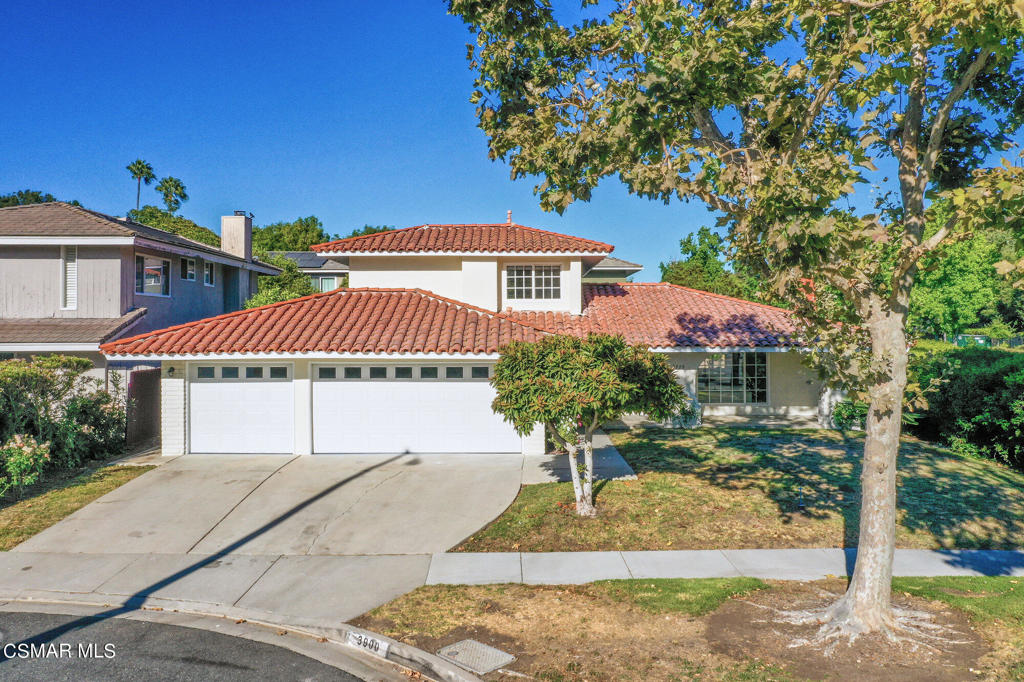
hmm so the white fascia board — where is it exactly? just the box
[651,346,795,353]
[134,238,279,274]
[0,236,134,246]
[0,342,100,352]
[316,250,611,258]
[102,351,502,361]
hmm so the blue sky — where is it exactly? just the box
[0,0,711,280]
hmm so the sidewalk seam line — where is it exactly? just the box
[88,554,148,595]
[232,554,283,607]
[185,456,300,554]
[718,549,746,578]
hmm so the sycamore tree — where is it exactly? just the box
[451,0,1024,645]
[492,333,689,516]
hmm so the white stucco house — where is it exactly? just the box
[101,221,827,456]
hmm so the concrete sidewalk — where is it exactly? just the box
[2,548,1021,627]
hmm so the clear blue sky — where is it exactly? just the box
[1,0,711,280]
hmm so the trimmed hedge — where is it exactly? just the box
[914,347,1024,469]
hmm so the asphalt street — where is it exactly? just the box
[0,611,361,681]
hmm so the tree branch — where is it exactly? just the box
[919,49,991,191]
[890,212,958,291]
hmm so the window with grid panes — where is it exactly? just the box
[533,265,560,299]
[696,352,767,404]
[506,265,533,299]
[505,264,561,299]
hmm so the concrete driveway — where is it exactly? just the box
[13,453,523,556]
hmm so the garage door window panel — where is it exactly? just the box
[318,367,337,380]
[420,367,439,379]
[221,367,239,379]
[445,367,464,379]
[246,367,264,379]
[196,366,215,379]
[395,367,413,379]
[369,367,387,379]
[344,367,362,379]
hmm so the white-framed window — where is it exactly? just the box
[135,255,170,296]
[180,258,196,281]
[696,352,768,404]
[505,264,560,300]
[61,245,78,310]
[203,262,215,286]
[193,365,290,381]
[312,275,339,292]
[313,364,492,381]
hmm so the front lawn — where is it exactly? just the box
[354,577,1024,681]
[457,427,1024,552]
[0,463,153,551]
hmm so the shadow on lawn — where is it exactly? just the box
[613,426,1024,551]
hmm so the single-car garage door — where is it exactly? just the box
[312,363,521,454]
[189,364,294,454]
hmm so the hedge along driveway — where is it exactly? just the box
[457,427,1024,552]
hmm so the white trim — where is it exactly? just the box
[61,245,78,311]
[134,237,278,274]
[0,236,134,246]
[317,250,610,258]
[105,351,502,361]
[0,342,100,351]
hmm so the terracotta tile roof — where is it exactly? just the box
[101,289,547,357]
[0,309,148,345]
[311,223,614,255]
[508,283,799,348]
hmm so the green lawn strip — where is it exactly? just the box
[893,576,1024,628]
[458,427,1024,551]
[593,577,768,616]
[0,464,153,551]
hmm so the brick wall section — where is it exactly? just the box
[160,361,186,455]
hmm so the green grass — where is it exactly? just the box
[0,464,153,551]
[458,427,1024,552]
[894,576,1024,628]
[594,577,768,616]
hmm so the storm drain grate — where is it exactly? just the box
[437,639,516,675]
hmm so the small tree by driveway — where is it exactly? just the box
[492,333,691,516]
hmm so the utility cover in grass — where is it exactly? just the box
[437,639,515,674]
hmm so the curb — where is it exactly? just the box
[0,592,482,682]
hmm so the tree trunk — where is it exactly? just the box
[546,422,594,517]
[136,179,141,211]
[579,428,597,517]
[824,312,908,634]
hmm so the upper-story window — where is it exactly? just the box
[506,264,561,300]
[203,262,215,286]
[135,255,170,296]
[180,258,196,281]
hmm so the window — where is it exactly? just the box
[197,366,215,379]
[221,367,239,379]
[696,352,768,404]
[246,367,263,379]
[318,367,337,379]
[204,262,215,286]
[344,367,362,379]
[61,246,77,309]
[180,258,196,281]
[505,264,561,300]
[136,255,170,296]
[445,367,464,379]
[420,367,438,379]
[394,367,413,379]
[471,366,489,379]
[369,367,387,379]
[269,366,288,379]
[312,275,338,292]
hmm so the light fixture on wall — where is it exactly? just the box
[167,366,175,377]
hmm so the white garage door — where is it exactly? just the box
[312,364,521,454]
[189,364,294,454]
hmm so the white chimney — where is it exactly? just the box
[221,210,252,260]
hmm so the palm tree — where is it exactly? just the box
[154,177,188,214]
[126,159,155,211]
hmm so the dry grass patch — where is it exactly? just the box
[0,464,153,551]
[458,427,1024,552]
[354,577,1023,681]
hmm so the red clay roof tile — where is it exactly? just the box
[311,223,614,255]
[509,283,798,348]
[100,288,548,357]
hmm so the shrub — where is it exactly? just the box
[0,434,51,497]
[915,347,1024,469]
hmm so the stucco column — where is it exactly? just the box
[293,360,313,455]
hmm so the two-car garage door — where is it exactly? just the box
[188,363,522,454]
